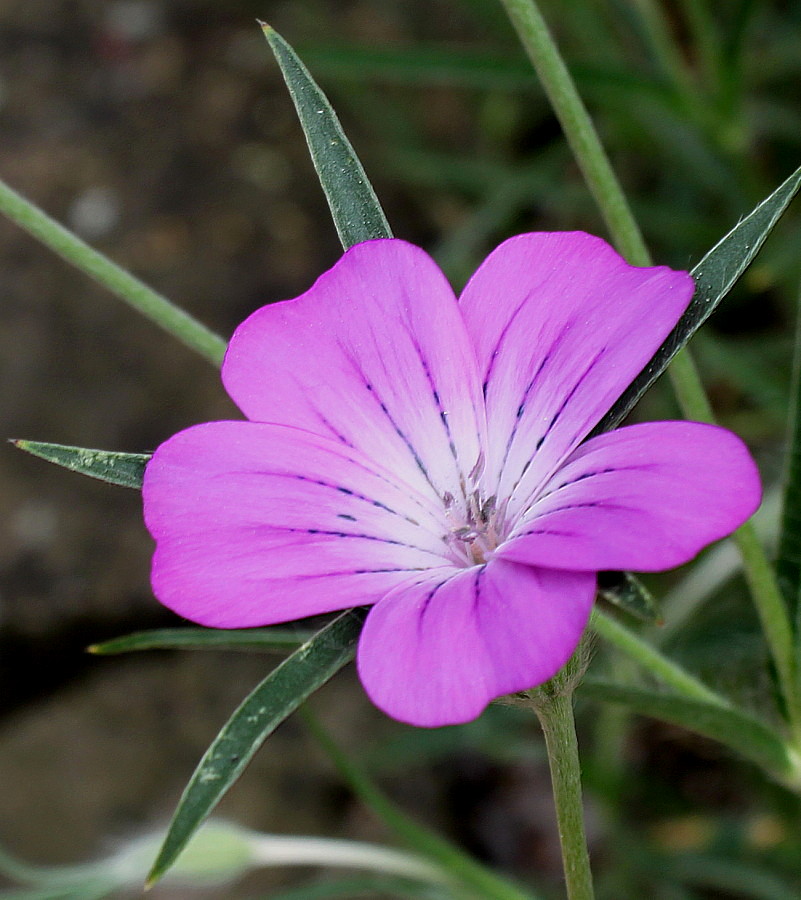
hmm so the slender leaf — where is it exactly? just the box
[596,164,801,433]
[146,610,366,887]
[88,627,316,655]
[597,571,660,624]
[580,679,796,780]
[12,440,149,489]
[261,24,392,249]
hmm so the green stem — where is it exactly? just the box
[499,0,800,738]
[533,691,594,900]
[498,0,650,265]
[0,177,227,367]
[591,610,729,707]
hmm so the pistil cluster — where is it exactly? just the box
[444,487,507,566]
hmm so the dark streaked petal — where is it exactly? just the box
[143,421,451,627]
[222,239,485,506]
[498,422,761,572]
[458,232,694,520]
[356,559,595,726]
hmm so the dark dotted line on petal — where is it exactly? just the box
[547,462,653,495]
[363,381,439,493]
[505,346,607,501]
[499,352,551,473]
[472,564,487,614]
[334,445,441,525]
[290,566,428,581]
[521,527,579,537]
[334,341,443,498]
[278,525,447,560]
[481,288,541,398]
[410,334,461,467]
[418,577,451,632]
[314,411,355,447]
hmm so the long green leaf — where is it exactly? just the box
[88,627,316,655]
[146,610,366,887]
[596,164,801,433]
[580,679,797,782]
[261,24,392,249]
[12,440,149,489]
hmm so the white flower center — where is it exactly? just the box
[443,489,508,567]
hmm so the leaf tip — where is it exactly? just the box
[257,19,273,34]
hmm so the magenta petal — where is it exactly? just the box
[458,233,694,518]
[143,421,451,627]
[356,560,595,727]
[222,239,485,506]
[498,421,761,572]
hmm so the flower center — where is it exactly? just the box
[443,489,506,566]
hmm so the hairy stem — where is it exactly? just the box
[533,689,595,900]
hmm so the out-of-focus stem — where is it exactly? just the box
[0,177,226,367]
[498,0,800,739]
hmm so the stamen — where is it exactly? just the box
[442,482,505,567]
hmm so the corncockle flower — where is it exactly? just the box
[143,233,760,727]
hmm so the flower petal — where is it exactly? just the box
[497,421,761,572]
[143,421,452,627]
[222,239,485,507]
[458,232,694,519]
[356,559,595,726]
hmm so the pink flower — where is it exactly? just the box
[143,233,760,727]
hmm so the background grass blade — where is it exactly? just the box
[12,440,149,489]
[778,292,801,608]
[88,627,316,655]
[261,24,392,249]
[596,163,801,433]
[268,875,451,900]
[580,679,796,782]
[304,713,537,900]
[146,610,366,887]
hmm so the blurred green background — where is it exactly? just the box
[1,1,800,897]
